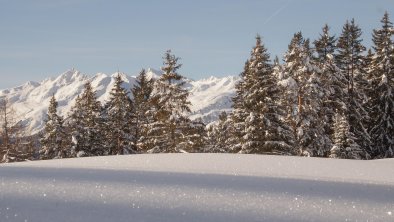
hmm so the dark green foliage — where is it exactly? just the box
[40,95,69,159]
[232,35,292,154]
[132,69,154,153]
[105,74,136,155]
[368,12,394,158]
[330,112,363,159]
[68,82,106,157]
[145,50,203,153]
[336,19,370,158]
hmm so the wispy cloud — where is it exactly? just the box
[263,0,294,25]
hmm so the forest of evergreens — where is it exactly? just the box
[0,12,393,162]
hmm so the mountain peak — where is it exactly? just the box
[111,71,128,79]
[4,69,237,134]
[146,68,162,80]
[54,68,85,85]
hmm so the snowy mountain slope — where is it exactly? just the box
[0,69,239,134]
[0,154,393,222]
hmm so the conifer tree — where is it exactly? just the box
[313,25,348,154]
[314,24,337,63]
[282,32,328,156]
[235,35,292,154]
[132,69,154,152]
[145,50,198,153]
[207,111,231,153]
[229,61,250,152]
[105,74,136,155]
[330,112,363,159]
[272,56,284,80]
[0,97,26,162]
[368,12,394,158]
[68,82,106,157]
[336,19,371,158]
[39,95,69,159]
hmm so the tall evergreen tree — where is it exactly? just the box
[313,25,348,154]
[229,60,251,152]
[145,50,197,153]
[40,95,69,159]
[314,24,337,63]
[330,112,363,159]
[282,32,328,156]
[0,97,26,163]
[68,82,106,157]
[234,35,292,154]
[368,12,394,158]
[132,69,154,152]
[207,111,232,153]
[105,74,136,155]
[336,19,371,158]
[272,56,284,80]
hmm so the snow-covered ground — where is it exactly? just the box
[0,154,393,222]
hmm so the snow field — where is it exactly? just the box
[0,154,393,222]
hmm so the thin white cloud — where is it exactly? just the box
[263,0,294,25]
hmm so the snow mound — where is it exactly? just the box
[0,154,393,222]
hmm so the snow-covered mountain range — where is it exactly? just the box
[0,69,239,134]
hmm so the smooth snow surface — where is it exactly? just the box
[1,154,393,222]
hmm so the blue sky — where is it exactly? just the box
[0,0,393,89]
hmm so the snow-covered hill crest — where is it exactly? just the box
[0,69,239,134]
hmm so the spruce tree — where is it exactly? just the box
[234,35,292,154]
[282,32,328,156]
[207,111,231,153]
[105,74,136,155]
[229,61,250,152]
[368,12,394,158]
[0,97,25,163]
[68,82,106,157]
[330,112,363,159]
[272,56,284,80]
[40,95,69,159]
[314,24,337,64]
[145,50,197,153]
[313,25,348,155]
[336,19,371,158]
[132,69,154,152]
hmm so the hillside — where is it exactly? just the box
[0,69,239,134]
[0,154,393,222]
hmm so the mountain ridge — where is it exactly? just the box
[0,69,239,134]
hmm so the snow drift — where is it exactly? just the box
[0,154,393,222]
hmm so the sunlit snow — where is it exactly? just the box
[0,154,393,222]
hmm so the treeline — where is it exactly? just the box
[0,12,393,162]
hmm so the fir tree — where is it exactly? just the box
[146,50,198,153]
[234,35,292,154]
[368,12,394,158]
[313,25,347,155]
[105,74,136,155]
[39,95,69,159]
[282,32,328,156]
[229,61,250,152]
[0,97,26,163]
[272,56,284,80]
[68,82,106,157]
[314,24,337,64]
[207,111,231,153]
[336,19,371,158]
[132,69,154,152]
[330,112,363,159]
